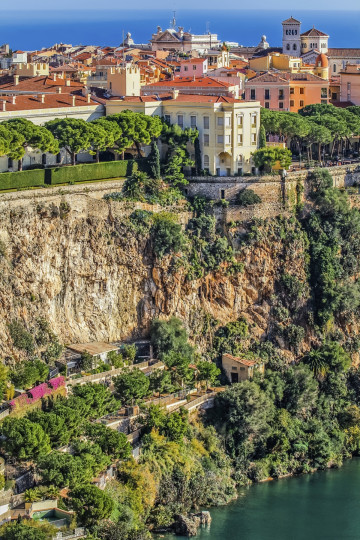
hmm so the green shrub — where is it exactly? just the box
[236,189,262,206]
[0,169,45,190]
[47,160,137,185]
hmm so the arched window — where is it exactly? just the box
[333,64,337,73]
[238,154,243,164]
[293,44,297,51]
[204,155,209,168]
[286,44,290,51]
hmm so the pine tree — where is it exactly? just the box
[148,140,161,179]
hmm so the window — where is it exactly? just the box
[250,89,256,100]
[290,87,294,95]
[225,134,231,145]
[286,44,290,51]
[184,66,188,71]
[7,157,12,168]
[264,89,270,100]
[237,134,243,144]
[238,154,243,163]
[251,114,257,128]
[221,189,225,199]
[321,88,327,98]
[42,153,47,165]
[217,135,224,144]
[293,44,297,51]
[279,102,284,109]
[56,153,61,164]
[204,134,209,146]
[190,115,197,128]
[204,155,209,168]
[300,100,304,107]
[225,116,231,127]
[203,116,209,129]
[265,102,270,108]
[299,87,304,95]
[321,99,327,104]
[333,64,337,73]
[251,133,257,145]
[279,89,284,100]
[290,100,294,106]
[164,114,171,124]
[177,115,183,127]
[237,115,243,126]
[193,65,197,70]
[332,92,338,100]
[217,117,224,127]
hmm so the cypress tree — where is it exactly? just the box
[194,136,202,175]
[148,140,161,179]
[259,125,267,149]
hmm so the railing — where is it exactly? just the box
[66,360,153,386]
[52,529,86,539]
[180,392,217,412]
[147,388,196,407]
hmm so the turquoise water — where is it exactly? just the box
[168,458,360,540]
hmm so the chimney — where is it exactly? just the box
[72,95,76,107]
[87,93,91,103]
[12,95,16,105]
[65,79,71,87]
[172,89,179,99]
[53,73,57,81]
[1,101,6,112]
[41,94,45,103]
[14,75,19,86]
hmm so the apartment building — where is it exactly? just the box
[106,93,260,176]
[245,71,329,112]
[340,64,360,105]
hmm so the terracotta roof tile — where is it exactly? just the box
[222,353,260,367]
[144,76,234,89]
[0,93,99,112]
[301,28,329,37]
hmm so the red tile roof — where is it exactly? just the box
[0,94,99,112]
[222,353,259,367]
[0,75,84,93]
[144,76,234,89]
[328,48,360,58]
[113,93,244,104]
[301,28,329,37]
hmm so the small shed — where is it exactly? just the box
[222,353,265,383]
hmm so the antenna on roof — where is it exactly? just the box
[206,21,210,34]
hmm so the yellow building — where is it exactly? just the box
[14,63,49,77]
[107,64,141,97]
[106,92,261,176]
[249,52,329,80]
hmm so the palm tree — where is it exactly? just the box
[304,349,328,377]
[24,488,42,503]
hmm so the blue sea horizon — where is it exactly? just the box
[0,9,359,51]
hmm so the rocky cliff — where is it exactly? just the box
[0,180,312,361]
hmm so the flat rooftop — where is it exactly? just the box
[67,342,119,356]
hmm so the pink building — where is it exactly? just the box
[178,58,208,77]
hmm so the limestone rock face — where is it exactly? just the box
[0,189,308,359]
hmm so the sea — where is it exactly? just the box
[167,458,360,540]
[0,9,359,51]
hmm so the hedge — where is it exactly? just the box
[0,169,45,190]
[46,160,137,185]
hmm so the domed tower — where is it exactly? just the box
[282,16,301,56]
[314,53,329,80]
